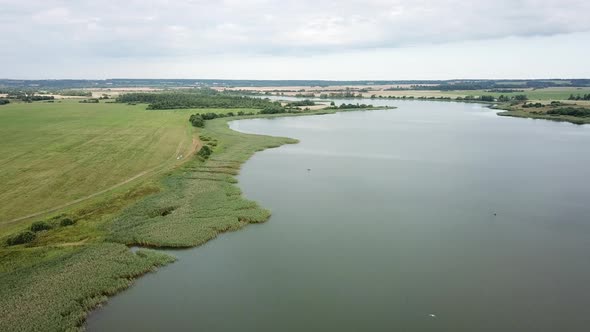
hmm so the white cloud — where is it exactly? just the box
[0,0,589,78]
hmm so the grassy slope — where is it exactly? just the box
[0,100,196,224]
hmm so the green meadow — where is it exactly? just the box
[440,87,590,100]
[0,100,197,225]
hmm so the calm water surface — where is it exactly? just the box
[87,100,590,331]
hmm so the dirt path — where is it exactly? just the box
[4,135,201,226]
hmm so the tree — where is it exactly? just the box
[189,114,205,127]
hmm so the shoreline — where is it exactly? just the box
[0,106,296,331]
[6,97,585,330]
[84,106,397,327]
[13,98,584,331]
[493,108,590,125]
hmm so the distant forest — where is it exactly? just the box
[116,90,284,111]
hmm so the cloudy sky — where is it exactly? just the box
[1,0,589,79]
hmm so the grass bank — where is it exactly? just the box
[493,103,590,125]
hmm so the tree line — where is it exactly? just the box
[547,107,590,117]
[568,94,590,101]
[328,103,374,109]
[117,91,284,110]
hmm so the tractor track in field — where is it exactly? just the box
[3,136,201,226]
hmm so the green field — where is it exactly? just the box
[439,87,590,100]
[0,100,196,225]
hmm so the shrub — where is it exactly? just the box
[60,218,76,227]
[201,112,220,120]
[547,107,590,117]
[30,221,53,232]
[148,206,177,218]
[197,145,213,159]
[259,105,286,114]
[189,114,205,127]
[287,99,315,107]
[6,231,36,246]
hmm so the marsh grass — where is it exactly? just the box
[108,117,297,248]
[0,243,174,331]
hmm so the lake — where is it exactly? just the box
[86,100,590,331]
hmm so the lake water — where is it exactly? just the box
[86,100,590,331]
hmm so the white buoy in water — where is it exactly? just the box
[429,314,437,318]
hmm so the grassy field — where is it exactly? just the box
[369,87,590,101]
[0,100,197,225]
[439,87,590,101]
[240,86,590,102]
[494,103,590,125]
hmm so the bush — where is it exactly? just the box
[6,231,36,246]
[197,145,213,159]
[189,114,204,127]
[288,99,315,107]
[79,99,99,103]
[30,221,53,232]
[547,107,590,117]
[148,206,177,218]
[60,218,76,227]
[202,112,220,120]
[259,105,286,114]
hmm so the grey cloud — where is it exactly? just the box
[1,0,589,60]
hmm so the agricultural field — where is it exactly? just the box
[221,85,590,102]
[0,100,196,226]
[438,87,590,101]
